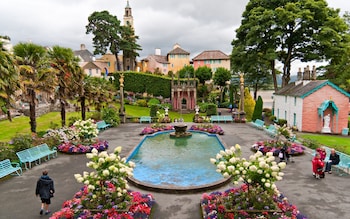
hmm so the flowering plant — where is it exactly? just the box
[73,119,99,141]
[189,124,224,135]
[201,185,308,219]
[276,124,294,139]
[57,140,108,154]
[207,144,305,218]
[44,127,79,143]
[251,140,305,156]
[51,147,155,219]
[140,124,174,135]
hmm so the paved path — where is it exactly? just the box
[0,123,349,219]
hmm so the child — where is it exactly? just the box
[35,170,55,215]
[312,153,325,179]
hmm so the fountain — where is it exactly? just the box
[169,123,192,138]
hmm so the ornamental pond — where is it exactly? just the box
[126,130,230,192]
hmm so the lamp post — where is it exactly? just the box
[119,73,125,123]
[239,73,246,122]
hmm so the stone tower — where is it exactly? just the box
[122,0,136,71]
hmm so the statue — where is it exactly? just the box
[321,114,331,133]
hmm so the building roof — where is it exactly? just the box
[74,49,94,62]
[274,80,350,98]
[148,55,169,64]
[192,50,229,60]
[167,47,190,55]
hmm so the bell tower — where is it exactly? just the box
[123,0,133,28]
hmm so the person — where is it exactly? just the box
[316,147,327,161]
[325,148,340,174]
[36,170,55,215]
[312,153,325,179]
[279,145,290,163]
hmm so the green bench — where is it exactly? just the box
[210,115,233,123]
[0,159,22,178]
[265,125,277,137]
[96,120,112,131]
[250,119,265,129]
[140,116,152,123]
[334,152,350,176]
[16,144,57,170]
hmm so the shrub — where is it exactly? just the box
[243,87,255,121]
[0,142,16,161]
[68,116,80,127]
[10,134,33,152]
[150,105,159,117]
[101,107,120,127]
[206,103,217,116]
[301,138,321,150]
[90,111,101,121]
[147,98,160,107]
[49,121,60,130]
[136,99,148,107]
[252,96,263,121]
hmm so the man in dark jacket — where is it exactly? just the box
[35,170,55,215]
[325,148,340,174]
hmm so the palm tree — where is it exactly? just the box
[0,38,20,122]
[13,43,57,133]
[48,46,83,127]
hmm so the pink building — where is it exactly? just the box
[274,80,350,134]
[192,50,230,72]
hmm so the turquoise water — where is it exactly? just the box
[127,131,225,187]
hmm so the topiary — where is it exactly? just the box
[150,105,159,117]
[206,103,217,116]
[252,96,263,121]
[243,87,255,121]
[147,98,160,107]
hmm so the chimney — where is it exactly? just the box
[297,67,302,81]
[80,44,86,50]
[311,65,316,80]
[155,48,161,55]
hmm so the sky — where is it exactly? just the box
[1,0,350,74]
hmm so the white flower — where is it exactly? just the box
[103,170,110,176]
[278,162,287,169]
[216,153,222,159]
[247,179,252,183]
[210,158,216,164]
[227,165,235,172]
[266,152,273,157]
[91,148,98,154]
[235,144,241,150]
[84,180,89,185]
[229,157,236,163]
[265,182,271,188]
[88,185,95,190]
[219,150,226,156]
[249,165,257,172]
[114,146,122,153]
[98,158,105,163]
[223,172,230,178]
[86,153,94,159]
[265,173,270,178]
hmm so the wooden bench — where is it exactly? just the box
[250,119,265,129]
[0,159,22,178]
[96,120,112,130]
[265,125,277,137]
[210,115,233,123]
[140,116,152,123]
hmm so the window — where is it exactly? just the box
[293,113,296,126]
[284,111,287,119]
[294,97,296,106]
[285,96,287,102]
[89,69,92,76]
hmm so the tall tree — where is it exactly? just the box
[195,66,212,84]
[120,25,142,71]
[86,11,141,72]
[14,43,57,133]
[178,65,194,78]
[48,46,83,127]
[213,67,232,104]
[0,37,20,122]
[232,0,348,88]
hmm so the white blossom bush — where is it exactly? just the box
[44,127,79,143]
[74,147,135,210]
[211,144,286,192]
[73,119,99,141]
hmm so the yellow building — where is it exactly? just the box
[167,43,190,73]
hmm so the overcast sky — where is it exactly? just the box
[1,0,349,73]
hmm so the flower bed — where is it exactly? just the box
[201,184,308,219]
[251,140,305,156]
[51,147,155,219]
[189,124,224,135]
[50,187,155,219]
[57,140,109,154]
[140,124,174,135]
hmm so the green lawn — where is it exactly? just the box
[298,133,350,154]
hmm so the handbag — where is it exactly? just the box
[279,152,283,158]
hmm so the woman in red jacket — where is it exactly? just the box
[312,153,325,179]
